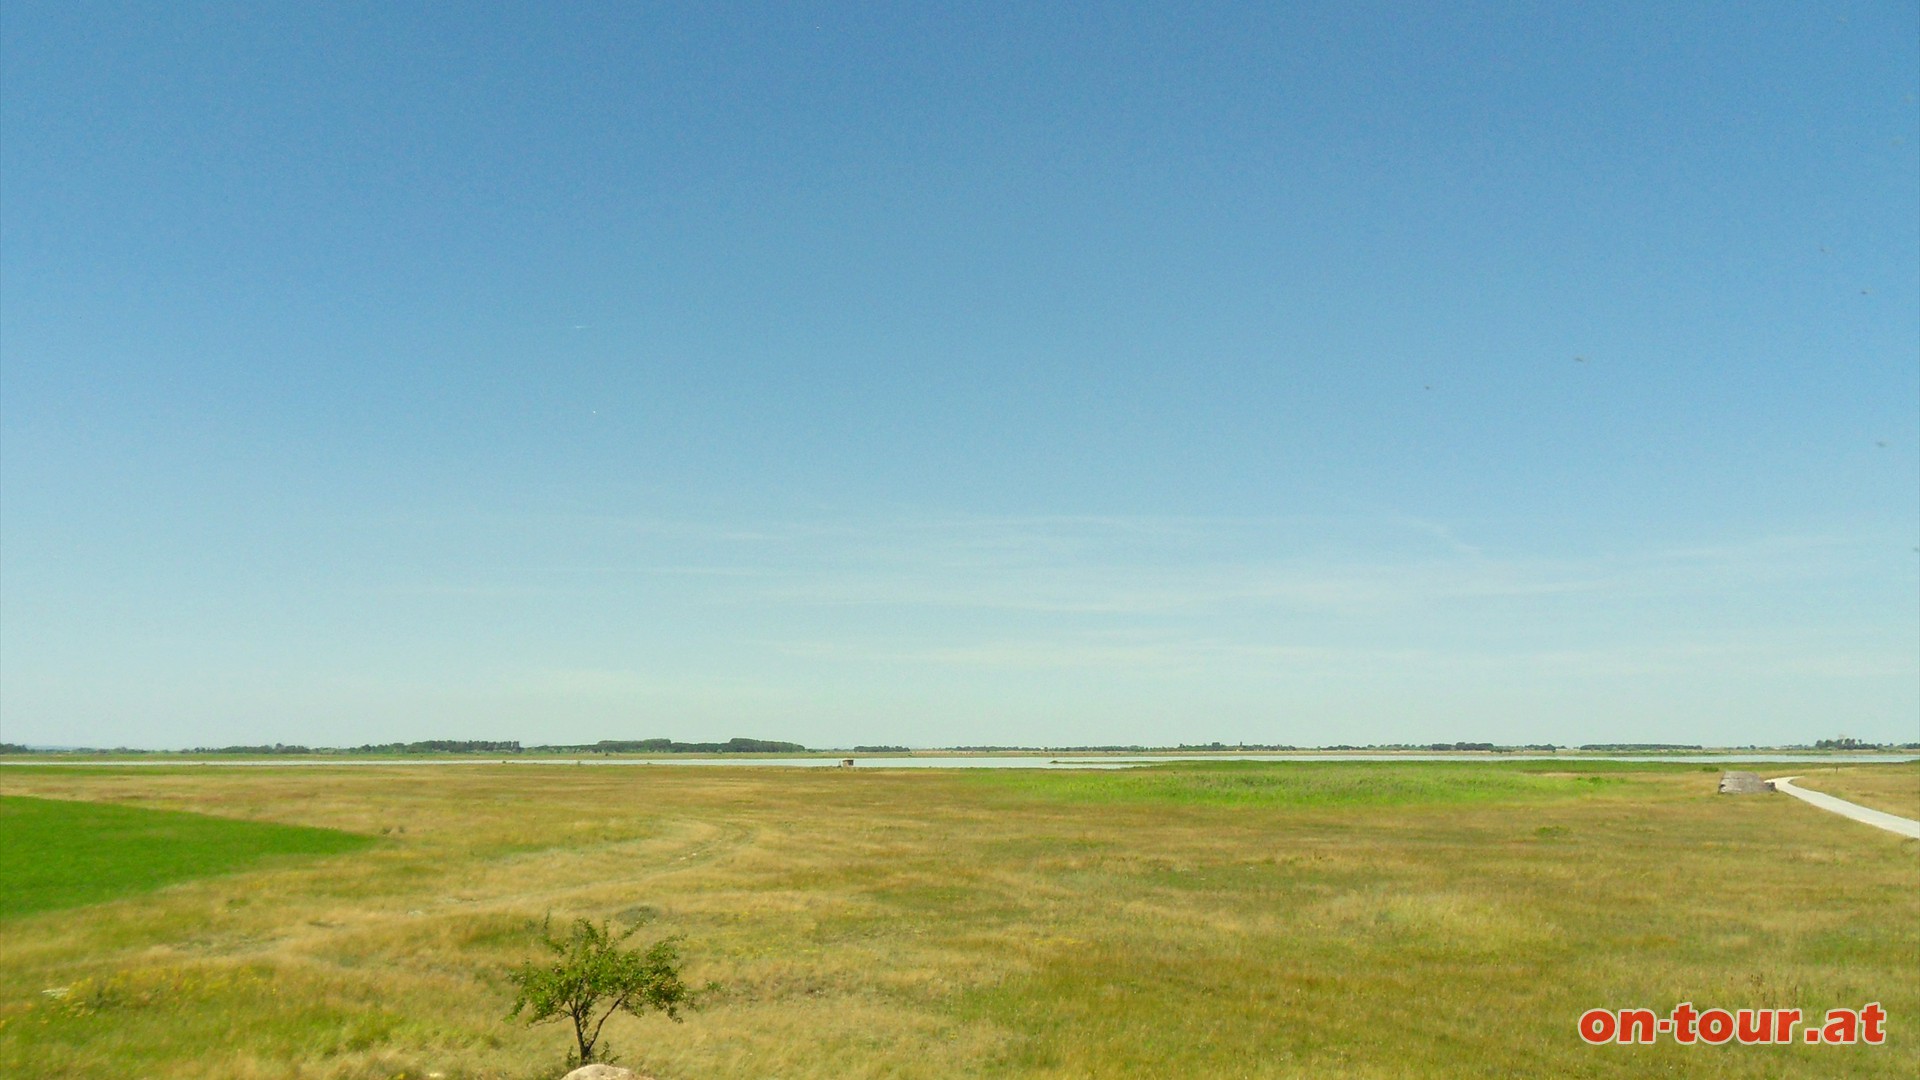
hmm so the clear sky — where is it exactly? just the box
[2,2,1915,750]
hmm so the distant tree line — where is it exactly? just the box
[12,737,1912,756]
[354,740,525,754]
[1578,743,1704,751]
[555,738,808,754]
[190,737,810,755]
[1175,742,1297,752]
[179,741,525,755]
[949,744,1160,753]
[340,737,808,755]
[0,737,808,756]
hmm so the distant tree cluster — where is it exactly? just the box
[1578,743,1704,751]
[180,738,807,756]
[1174,742,1313,751]
[352,740,524,754]
[949,744,1155,752]
[547,738,807,754]
[186,741,522,755]
[1813,737,1880,750]
[851,745,912,753]
[1050,744,1153,752]
[1,737,810,756]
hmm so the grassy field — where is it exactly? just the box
[0,794,376,919]
[0,759,1914,1079]
[1787,762,1920,820]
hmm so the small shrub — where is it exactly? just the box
[505,917,689,1066]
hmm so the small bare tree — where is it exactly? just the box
[506,917,688,1066]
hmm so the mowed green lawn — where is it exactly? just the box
[0,760,1914,1080]
[0,793,375,918]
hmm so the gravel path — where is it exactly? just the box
[1768,776,1920,839]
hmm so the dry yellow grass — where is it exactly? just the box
[1,760,1915,1079]
[1788,761,1920,820]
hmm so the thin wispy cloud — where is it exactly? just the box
[5,4,1914,750]
[486,511,1897,622]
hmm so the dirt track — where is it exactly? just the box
[1768,776,1920,839]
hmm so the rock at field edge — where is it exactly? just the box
[561,1065,649,1080]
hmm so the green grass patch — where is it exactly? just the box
[0,795,375,919]
[962,759,1635,808]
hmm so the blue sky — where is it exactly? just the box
[2,2,1915,749]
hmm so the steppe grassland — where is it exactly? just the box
[0,760,1915,1080]
[1788,760,1920,819]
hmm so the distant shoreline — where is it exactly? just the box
[5,749,1915,768]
